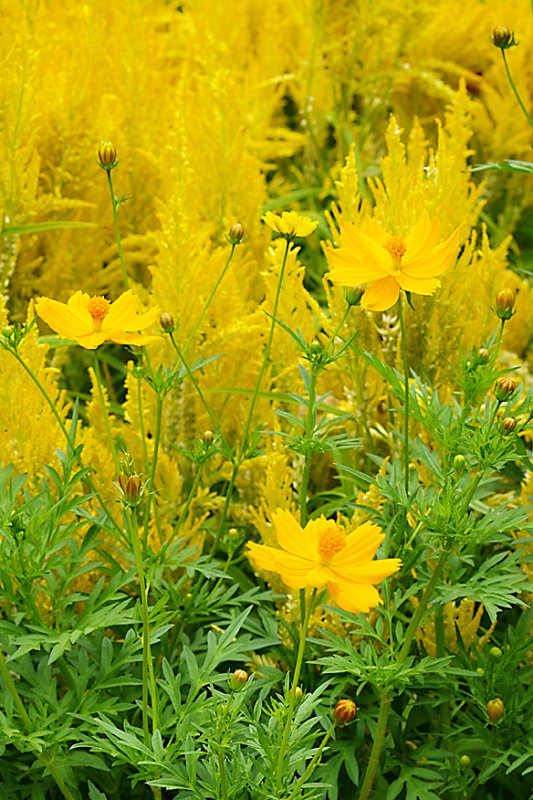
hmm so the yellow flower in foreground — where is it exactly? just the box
[326,210,461,312]
[247,510,401,613]
[35,290,163,349]
[263,210,318,239]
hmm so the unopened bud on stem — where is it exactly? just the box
[332,699,357,725]
[98,141,118,170]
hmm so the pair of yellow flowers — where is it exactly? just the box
[35,209,460,612]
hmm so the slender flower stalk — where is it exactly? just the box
[142,392,164,548]
[104,167,130,290]
[126,507,159,744]
[398,295,410,496]
[500,49,533,129]
[169,331,217,428]
[183,243,237,356]
[286,720,336,800]
[92,352,121,477]
[275,587,318,794]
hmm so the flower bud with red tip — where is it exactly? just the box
[332,699,357,726]
[495,378,516,403]
[98,141,118,170]
[494,288,516,320]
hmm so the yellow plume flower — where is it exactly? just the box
[248,509,401,613]
[326,210,461,312]
[35,290,162,349]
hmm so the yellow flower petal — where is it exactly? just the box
[272,509,318,560]
[398,275,441,295]
[361,276,400,311]
[331,521,384,566]
[104,290,138,330]
[403,211,441,262]
[327,579,383,613]
[35,295,91,338]
[330,558,402,584]
[402,227,460,277]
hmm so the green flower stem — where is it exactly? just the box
[241,238,291,454]
[183,244,236,356]
[169,331,217,428]
[275,586,318,795]
[501,49,533,129]
[161,462,204,555]
[358,548,448,800]
[142,392,163,548]
[127,508,159,744]
[210,461,239,555]
[218,752,229,800]
[8,348,123,539]
[93,351,121,477]
[398,294,410,496]
[286,721,336,800]
[465,727,495,800]
[0,649,78,800]
[137,375,151,474]
[300,365,318,527]
[106,169,130,290]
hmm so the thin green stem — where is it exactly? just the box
[357,547,449,799]
[210,461,239,555]
[127,509,159,743]
[169,332,217,428]
[93,351,121,477]
[218,752,229,800]
[106,169,130,290]
[300,366,318,527]
[162,462,204,555]
[465,728,495,800]
[286,722,336,800]
[501,49,533,129]
[275,587,317,795]
[241,238,291,454]
[398,294,410,496]
[183,244,236,356]
[142,393,164,548]
[357,690,393,800]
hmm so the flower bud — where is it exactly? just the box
[332,699,357,726]
[159,311,176,333]
[118,472,143,505]
[345,286,365,307]
[501,417,516,434]
[491,26,514,48]
[309,342,322,357]
[494,288,516,320]
[453,454,466,472]
[490,646,503,659]
[227,223,244,244]
[460,755,471,769]
[202,430,214,445]
[295,686,304,702]
[487,698,504,723]
[98,141,118,170]
[495,378,515,403]
[475,347,490,365]
[230,669,249,689]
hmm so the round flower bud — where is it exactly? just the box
[453,454,466,472]
[459,755,471,769]
[491,26,513,48]
[118,472,143,505]
[501,417,516,434]
[476,667,485,676]
[309,342,322,356]
[487,698,504,723]
[490,646,503,659]
[495,378,516,403]
[295,686,304,702]
[475,347,490,365]
[231,669,249,689]
[494,288,516,320]
[345,286,365,307]
[202,430,214,445]
[98,141,118,170]
[227,223,245,244]
[332,699,357,726]
[159,311,175,333]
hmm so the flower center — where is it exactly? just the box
[317,523,347,564]
[385,236,407,272]
[87,296,110,331]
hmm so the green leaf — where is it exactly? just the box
[2,220,98,236]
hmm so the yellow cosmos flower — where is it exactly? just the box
[35,290,163,349]
[247,510,401,613]
[326,210,461,312]
[262,210,318,239]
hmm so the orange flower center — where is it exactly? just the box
[385,236,407,272]
[87,296,110,331]
[317,523,347,564]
